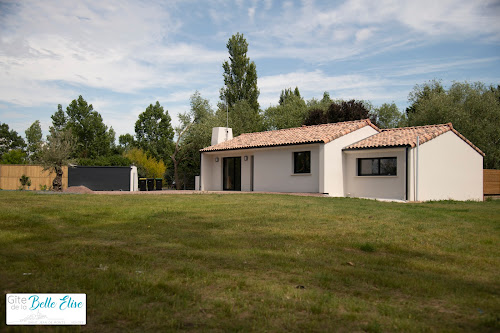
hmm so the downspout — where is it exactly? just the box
[405,146,409,201]
[416,136,419,201]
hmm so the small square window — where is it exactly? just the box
[294,151,311,174]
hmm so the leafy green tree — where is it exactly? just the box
[0,149,26,164]
[65,95,114,158]
[264,90,307,130]
[134,101,174,163]
[279,87,301,105]
[25,120,43,163]
[77,155,131,167]
[51,104,67,132]
[217,99,263,136]
[373,103,406,128]
[170,113,195,190]
[406,80,445,116]
[0,122,25,159]
[304,99,376,126]
[306,92,333,112]
[220,32,260,112]
[176,92,218,189]
[40,128,75,191]
[407,81,500,169]
[118,134,135,152]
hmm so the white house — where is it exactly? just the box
[199,120,484,201]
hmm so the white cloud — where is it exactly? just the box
[258,70,397,106]
[247,0,500,64]
[355,28,374,43]
[388,57,500,77]
[0,75,75,107]
[263,0,272,11]
[397,0,500,38]
[0,0,498,137]
[0,0,225,103]
[248,7,256,20]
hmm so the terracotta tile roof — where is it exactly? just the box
[344,123,484,156]
[200,119,378,152]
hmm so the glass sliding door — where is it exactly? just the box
[223,157,241,191]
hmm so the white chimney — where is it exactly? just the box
[211,127,233,146]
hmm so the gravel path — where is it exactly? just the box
[64,186,327,197]
[95,190,327,197]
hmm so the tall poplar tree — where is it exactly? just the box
[220,32,260,112]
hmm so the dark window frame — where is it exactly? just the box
[357,157,397,176]
[293,151,311,174]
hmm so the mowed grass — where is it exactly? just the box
[0,192,499,332]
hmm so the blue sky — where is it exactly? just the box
[1,0,499,138]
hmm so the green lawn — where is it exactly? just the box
[1,191,499,332]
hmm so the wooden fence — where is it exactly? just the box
[484,169,500,195]
[0,165,68,190]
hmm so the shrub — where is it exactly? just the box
[19,174,31,190]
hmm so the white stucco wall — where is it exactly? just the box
[201,144,320,192]
[343,148,407,200]
[410,131,483,201]
[201,153,222,191]
[254,144,320,193]
[200,150,256,191]
[322,125,379,196]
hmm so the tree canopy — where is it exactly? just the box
[279,87,301,106]
[51,104,67,132]
[407,81,500,169]
[175,92,218,189]
[373,103,406,129]
[303,99,376,126]
[134,101,174,163]
[65,95,115,158]
[124,148,166,179]
[264,87,307,130]
[0,149,26,164]
[217,99,263,137]
[118,134,135,152]
[306,92,334,112]
[0,122,25,159]
[40,128,75,191]
[25,120,43,163]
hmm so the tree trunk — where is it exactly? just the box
[52,166,63,191]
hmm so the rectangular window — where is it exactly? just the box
[294,151,311,174]
[358,157,397,176]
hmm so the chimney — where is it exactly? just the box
[211,127,233,146]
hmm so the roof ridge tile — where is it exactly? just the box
[344,123,483,156]
[200,119,376,152]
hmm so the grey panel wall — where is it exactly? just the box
[68,166,131,191]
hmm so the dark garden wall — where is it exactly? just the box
[68,166,131,191]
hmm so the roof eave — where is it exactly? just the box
[343,144,411,151]
[200,140,324,153]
